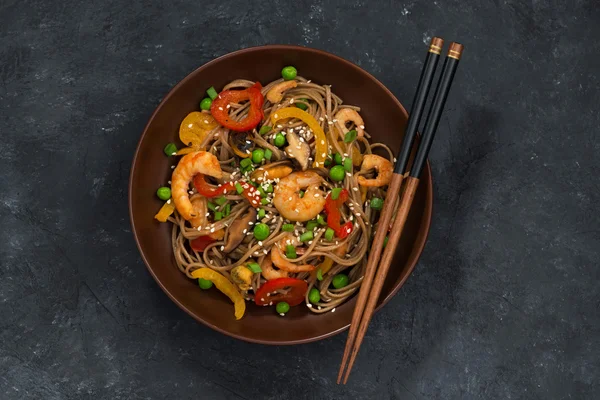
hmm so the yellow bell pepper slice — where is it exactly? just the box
[154,201,175,222]
[190,268,246,320]
[270,107,329,168]
[179,112,219,150]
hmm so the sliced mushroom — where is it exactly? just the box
[223,207,257,253]
[266,81,298,103]
[284,131,311,170]
[229,131,254,158]
[250,161,293,182]
[230,265,253,291]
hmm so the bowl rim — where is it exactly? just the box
[128,44,433,345]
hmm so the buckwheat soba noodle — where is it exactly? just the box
[153,66,395,319]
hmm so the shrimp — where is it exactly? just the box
[171,151,223,220]
[357,154,393,187]
[273,171,326,222]
[260,253,289,280]
[334,108,365,138]
[271,234,316,273]
[189,194,207,229]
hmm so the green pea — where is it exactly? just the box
[200,97,212,110]
[253,223,270,241]
[276,301,290,314]
[316,268,323,281]
[370,197,384,210]
[334,153,343,165]
[308,288,321,304]
[198,278,213,290]
[252,148,265,163]
[324,228,335,241]
[281,66,297,81]
[332,274,349,289]
[300,231,314,242]
[206,86,218,100]
[274,133,286,147]
[156,187,171,200]
[163,143,177,156]
[329,165,346,182]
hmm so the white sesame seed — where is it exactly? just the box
[210,227,215,232]
[168,180,171,184]
[218,107,223,111]
[171,165,175,169]
[258,241,263,246]
[274,114,279,119]
[307,303,313,308]
[188,123,193,128]
[352,187,359,191]
[277,124,283,128]
[243,229,247,234]
[197,226,201,231]
[318,306,322,310]
[220,246,225,251]
[331,308,336,313]
[319,117,324,121]
[171,152,177,156]
[359,125,365,129]
[166,199,171,204]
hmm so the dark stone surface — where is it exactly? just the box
[1,0,599,398]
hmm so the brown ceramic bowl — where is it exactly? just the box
[129,45,432,345]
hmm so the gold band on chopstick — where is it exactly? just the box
[429,37,444,55]
[448,42,464,60]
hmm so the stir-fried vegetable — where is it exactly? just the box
[154,201,175,222]
[190,235,216,252]
[211,82,264,132]
[324,188,353,239]
[192,174,262,208]
[179,112,219,150]
[191,268,246,320]
[270,107,329,168]
[254,277,308,307]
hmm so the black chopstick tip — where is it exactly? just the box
[448,42,464,60]
[429,37,444,55]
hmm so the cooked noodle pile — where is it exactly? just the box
[164,74,394,315]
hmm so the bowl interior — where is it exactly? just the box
[129,45,432,344]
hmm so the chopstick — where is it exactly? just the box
[338,42,464,384]
[337,36,444,384]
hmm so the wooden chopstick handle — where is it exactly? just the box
[342,176,420,384]
[337,172,404,384]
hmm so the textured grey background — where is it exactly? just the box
[1,0,599,399]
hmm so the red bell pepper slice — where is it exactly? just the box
[324,189,354,239]
[210,82,264,132]
[254,277,308,307]
[190,235,216,252]
[193,174,233,197]
[193,174,261,208]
